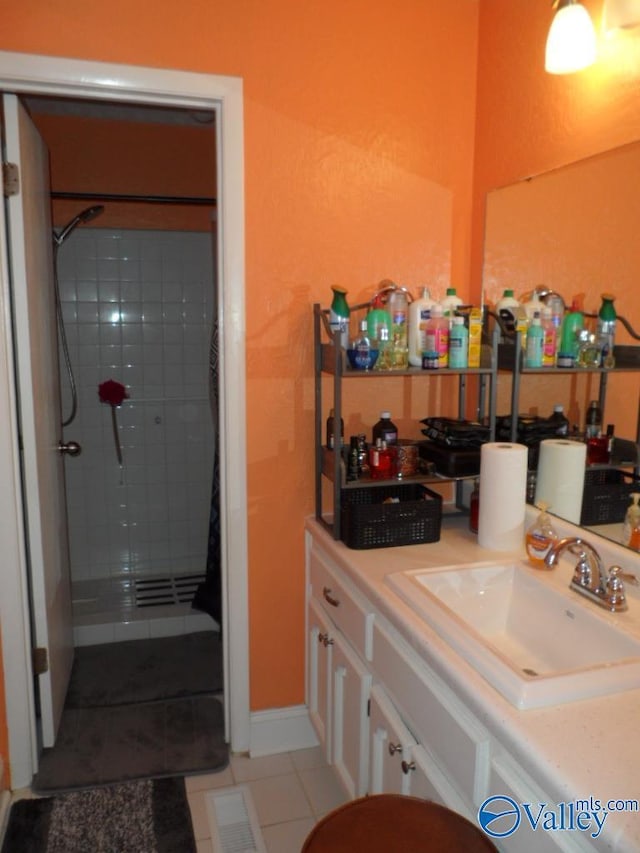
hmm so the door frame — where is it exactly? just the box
[0,50,249,788]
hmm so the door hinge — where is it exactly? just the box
[32,647,49,675]
[2,162,19,197]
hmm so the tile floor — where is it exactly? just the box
[186,747,349,853]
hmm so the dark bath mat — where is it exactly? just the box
[2,776,196,853]
[65,631,222,708]
[32,695,228,794]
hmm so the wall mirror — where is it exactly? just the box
[482,140,640,551]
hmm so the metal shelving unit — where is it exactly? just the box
[313,303,500,540]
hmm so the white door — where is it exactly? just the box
[2,93,74,748]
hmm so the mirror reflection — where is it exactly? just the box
[482,141,640,551]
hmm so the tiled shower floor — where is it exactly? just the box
[72,573,216,646]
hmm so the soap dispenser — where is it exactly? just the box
[525,501,558,568]
[622,493,640,548]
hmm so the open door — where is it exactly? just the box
[2,93,74,748]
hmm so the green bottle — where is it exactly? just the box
[366,293,391,346]
[329,286,350,348]
[597,293,616,368]
[559,300,584,367]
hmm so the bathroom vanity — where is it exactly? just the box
[305,509,640,852]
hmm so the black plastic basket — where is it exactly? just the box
[581,469,640,526]
[340,483,442,549]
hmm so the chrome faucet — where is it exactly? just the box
[544,536,628,612]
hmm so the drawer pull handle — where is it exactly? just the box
[323,586,340,607]
[388,742,403,756]
[401,760,415,775]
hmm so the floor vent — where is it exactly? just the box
[205,785,267,853]
[134,573,205,608]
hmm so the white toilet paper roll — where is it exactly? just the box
[535,439,587,524]
[478,442,528,551]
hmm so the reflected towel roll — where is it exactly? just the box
[478,442,528,551]
[535,439,586,524]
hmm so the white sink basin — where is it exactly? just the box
[385,561,640,709]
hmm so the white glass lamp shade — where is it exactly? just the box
[545,2,598,74]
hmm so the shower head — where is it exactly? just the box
[53,204,105,247]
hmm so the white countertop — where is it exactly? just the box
[306,509,640,852]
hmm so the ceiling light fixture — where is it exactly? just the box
[545,0,598,74]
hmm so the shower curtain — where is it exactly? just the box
[192,246,222,627]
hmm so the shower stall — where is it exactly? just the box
[54,219,218,645]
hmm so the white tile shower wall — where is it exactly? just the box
[57,228,215,582]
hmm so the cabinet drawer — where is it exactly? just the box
[372,619,490,808]
[309,546,374,660]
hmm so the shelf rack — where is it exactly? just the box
[314,303,500,541]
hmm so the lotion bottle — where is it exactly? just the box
[622,493,640,547]
[525,501,558,568]
[408,287,436,367]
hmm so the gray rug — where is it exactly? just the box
[1,777,196,853]
[33,695,228,794]
[65,631,222,708]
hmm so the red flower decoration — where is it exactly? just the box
[98,379,129,407]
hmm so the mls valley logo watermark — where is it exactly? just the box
[478,795,639,841]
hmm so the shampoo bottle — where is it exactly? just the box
[525,311,544,368]
[408,287,436,367]
[525,501,558,568]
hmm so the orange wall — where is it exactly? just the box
[0,1,480,722]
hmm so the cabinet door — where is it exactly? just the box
[407,745,474,821]
[308,598,333,763]
[332,630,372,798]
[369,684,416,796]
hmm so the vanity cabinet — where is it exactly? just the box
[306,526,601,852]
[313,303,499,541]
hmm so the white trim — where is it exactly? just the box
[249,705,320,757]
[0,50,249,787]
[0,788,11,846]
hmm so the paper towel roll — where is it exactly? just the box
[535,439,586,524]
[478,442,528,551]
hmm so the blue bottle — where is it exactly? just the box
[525,311,544,368]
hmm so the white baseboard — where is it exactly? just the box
[249,704,319,757]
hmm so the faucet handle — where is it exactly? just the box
[606,566,628,612]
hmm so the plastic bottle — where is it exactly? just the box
[408,286,436,367]
[366,294,392,348]
[325,408,344,450]
[440,287,463,322]
[372,411,398,446]
[329,286,350,348]
[347,436,360,482]
[541,306,557,367]
[623,493,640,548]
[375,327,393,371]
[387,287,409,369]
[522,290,545,323]
[448,316,469,368]
[597,293,617,369]
[525,311,543,368]
[557,301,584,368]
[585,400,602,439]
[351,319,373,369]
[550,404,570,436]
[496,289,521,333]
[525,501,558,568]
[424,304,449,369]
[370,438,393,480]
[545,292,565,333]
